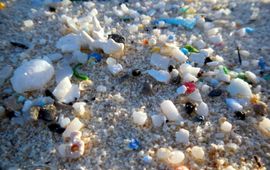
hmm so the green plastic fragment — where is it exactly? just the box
[223,66,229,75]
[237,73,247,81]
[184,45,199,53]
[179,7,189,13]
[73,63,89,80]
[263,74,270,81]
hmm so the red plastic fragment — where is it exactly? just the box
[183,82,196,94]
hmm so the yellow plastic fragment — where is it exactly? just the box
[0,2,5,10]
[151,46,160,53]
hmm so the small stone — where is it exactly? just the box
[253,101,268,116]
[176,128,189,144]
[48,123,65,134]
[108,34,125,44]
[208,89,222,97]
[0,106,5,118]
[132,111,147,126]
[132,69,141,76]
[0,65,13,86]
[167,150,185,165]
[141,82,154,95]
[191,146,205,160]
[184,102,195,114]
[38,104,57,122]
[234,111,245,120]
[128,139,140,150]
[220,121,232,133]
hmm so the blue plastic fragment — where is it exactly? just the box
[153,18,196,29]
[245,27,254,34]
[168,35,175,41]
[128,139,140,150]
[258,57,266,70]
[181,48,189,55]
[143,155,152,164]
[88,52,102,62]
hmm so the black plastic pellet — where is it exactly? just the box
[168,65,175,72]
[132,69,141,76]
[234,111,246,120]
[48,123,65,134]
[185,102,195,114]
[208,89,222,97]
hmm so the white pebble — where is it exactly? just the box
[148,38,157,46]
[220,121,232,133]
[258,117,270,137]
[132,111,147,126]
[175,128,189,144]
[128,24,138,33]
[191,146,205,160]
[107,63,123,75]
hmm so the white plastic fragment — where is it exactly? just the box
[59,115,71,128]
[183,73,198,82]
[63,118,84,138]
[53,77,80,103]
[167,150,185,165]
[72,102,87,116]
[191,146,205,160]
[150,53,170,69]
[132,111,148,126]
[227,78,252,98]
[244,71,257,84]
[220,121,232,133]
[23,20,34,28]
[56,33,81,53]
[187,89,203,103]
[193,39,206,49]
[46,53,63,62]
[160,100,182,121]
[225,98,243,111]
[151,114,166,128]
[11,59,54,93]
[175,128,189,144]
[107,63,123,75]
[160,43,188,63]
[72,51,88,64]
[209,34,223,44]
[55,64,73,83]
[147,69,171,83]
[196,102,209,116]
[179,63,200,76]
